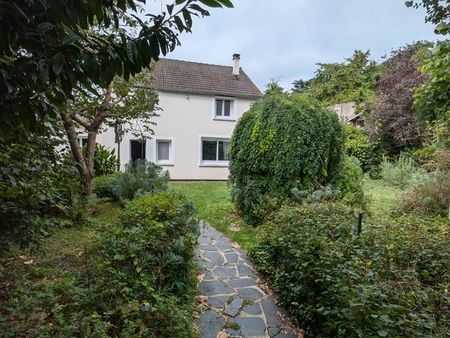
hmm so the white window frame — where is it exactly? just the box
[78,135,88,148]
[213,96,236,121]
[154,138,175,166]
[199,135,231,167]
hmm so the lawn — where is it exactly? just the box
[169,181,256,250]
[363,177,401,218]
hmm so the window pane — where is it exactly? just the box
[224,100,231,116]
[202,140,217,161]
[216,99,223,116]
[157,141,170,161]
[131,140,146,162]
[218,141,230,161]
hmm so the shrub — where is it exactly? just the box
[1,193,199,337]
[229,93,344,225]
[251,203,449,338]
[89,144,119,176]
[380,153,424,189]
[343,125,377,172]
[93,173,120,199]
[112,160,170,201]
[333,155,364,207]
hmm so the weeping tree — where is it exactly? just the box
[63,69,158,195]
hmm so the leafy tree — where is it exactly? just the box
[406,0,450,35]
[367,43,430,154]
[0,0,233,135]
[292,50,381,113]
[63,69,157,195]
[229,92,343,225]
[264,80,285,95]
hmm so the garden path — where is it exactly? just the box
[196,221,297,338]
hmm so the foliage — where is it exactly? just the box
[380,153,424,189]
[406,0,450,34]
[0,129,81,251]
[333,156,364,207]
[1,193,199,337]
[229,92,344,225]
[343,125,380,172]
[292,50,381,113]
[400,149,450,215]
[89,144,119,176]
[251,203,450,338]
[368,43,430,154]
[413,40,450,123]
[93,173,121,199]
[112,160,170,201]
[0,0,233,134]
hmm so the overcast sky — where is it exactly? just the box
[145,0,440,91]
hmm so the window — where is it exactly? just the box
[130,140,146,162]
[201,138,230,165]
[215,98,234,119]
[78,136,88,148]
[156,139,173,164]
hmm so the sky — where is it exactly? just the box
[145,0,441,91]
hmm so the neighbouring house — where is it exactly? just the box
[89,54,263,180]
[329,102,364,127]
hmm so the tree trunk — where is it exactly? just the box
[62,113,95,196]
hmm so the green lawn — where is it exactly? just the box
[363,178,401,218]
[169,181,256,251]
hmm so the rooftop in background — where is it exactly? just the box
[153,58,263,99]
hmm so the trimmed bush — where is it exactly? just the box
[112,160,170,201]
[229,93,344,224]
[1,192,199,337]
[251,203,449,338]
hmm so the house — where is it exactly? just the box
[329,102,364,127]
[94,54,263,180]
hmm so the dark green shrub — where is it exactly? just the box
[93,173,120,199]
[251,203,449,337]
[229,93,344,224]
[1,193,199,337]
[343,125,381,172]
[89,144,119,176]
[112,160,170,201]
[333,155,365,207]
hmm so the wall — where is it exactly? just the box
[97,91,256,180]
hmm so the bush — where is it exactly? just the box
[333,155,364,207]
[112,160,170,201]
[1,192,199,337]
[90,144,119,176]
[343,125,380,172]
[229,93,344,225]
[380,153,424,189]
[251,203,449,338]
[93,173,120,199]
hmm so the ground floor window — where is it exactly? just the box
[78,136,88,148]
[156,139,173,165]
[130,140,146,162]
[201,138,230,165]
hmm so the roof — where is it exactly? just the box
[348,113,364,121]
[153,58,263,99]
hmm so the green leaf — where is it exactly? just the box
[199,0,222,8]
[378,329,388,337]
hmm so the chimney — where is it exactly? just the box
[232,53,240,76]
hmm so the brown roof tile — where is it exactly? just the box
[153,58,263,99]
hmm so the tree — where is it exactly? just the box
[292,50,381,113]
[229,92,343,225]
[63,69,158,195]
[367,43,430,154]
[406,0,450,35]
[0,0,233,135]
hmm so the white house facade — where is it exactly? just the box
[93,55,262,180]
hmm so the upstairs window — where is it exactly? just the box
[215,98,234,119]
[201,138,230,165]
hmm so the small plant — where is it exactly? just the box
[380,153,424,189]
[93,173,120,199]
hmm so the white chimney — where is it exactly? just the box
[232,53,240,76]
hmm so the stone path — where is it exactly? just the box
[196,221,297,338]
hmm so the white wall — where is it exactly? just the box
[97,91,256,180]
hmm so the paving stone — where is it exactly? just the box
[242,302,262,315]
[203,251,225,265]
[199,280,234,295]
[228,277,257,288]
[268,325,281,337]
[224,252,239,264]
[224,297,244,317]
[207,295,230,308]
[237,264,256,277]
[275,331,297,338]
[261,297,282,327]
[237,287,265,301]
[214,266,238,278]
[233,317,267,337]
[199,244,220,251]
[198,310,226,338]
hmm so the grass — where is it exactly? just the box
[169,181,256,251]
[363,177,401,218]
